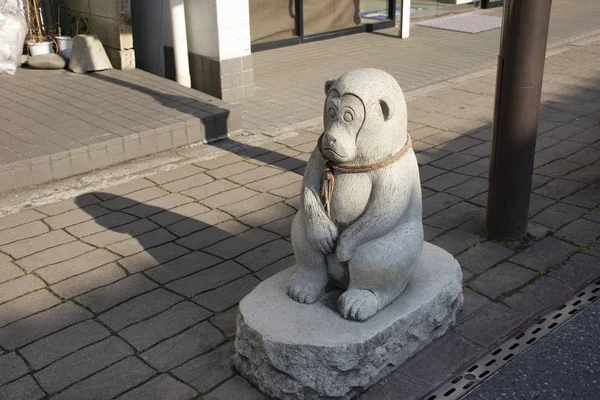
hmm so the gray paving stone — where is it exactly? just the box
[206,161,258,180]
[173,342,235,393]
[535,159,582,178]
[196,153,245,170]
[17,241,94,272]
[95,179,155,201]
[422,172,471,192]
[20,320,109,370]
[99,289,183,331]
[37,194,100,215]
[272,157,306,172]
[120,302,211,350]
[0,230,75,259]
[0,210,44,231]
[0,352,28,386]
[441,136,483,153]
[166,261,248,297]
[419,165,447,183]
[457,288,490,323]
[254,255,296,281]
[66,211,139,238]
[469,262,537,299]
[262,215,294,236]
[146,251,222,284]
[107,228,177,257]
[549,253,600,289]
[0,375,44,400]
[246,171,302,193]
[430,229,483,256]
[34,336,134,394]
[397,332,484,386]
[358,372,428,400]
[148,164,206,184]
[116,374,197,400]
[563,183,600,208]
[454,157,490,177]
[209,307,238,338]
[0,274,45,304]
[564,164,600,183]
[204,228,279,259]
[235,239,293,272]
[55,356,155,400]
[0,290,60,327]
[422,192,462,218]
[0,262,23,284]
[228,165,282,185]
[140,321,224,372]
[76,274,158,312]
[182,179,239,201]
[149,202,210,227]
[532,202,587,229]
[122,194,193,218]
[454,303,526,348]
[533,178,588,200]
[268,180,302,199]
[457,242,515,274]
[176,220,249,250]
[167,209,231,237]
[44,205,110,230]
[416,148,452,165]
[556,218,600,244]
[0,302,92,350]
[37,249,120,284]
[205,376,262,400]
[510,237,577,271]
[285,195,301,210]
[238,202,296,228]
[221,193,283,218]
[431,153,480,170]
[51,263,126,298]
[0,252,11,263]
[445,177,488,199]
[161,173,215,193]
[201,187,259,209]
[0,221,49,246]
[119,243,190,274]
[100,187,169,211]
[193,275,260,312]
[425,202,484,230]
[503,276,574,318]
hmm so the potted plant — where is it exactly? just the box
[25,0,53,56]
[53,6,73,59]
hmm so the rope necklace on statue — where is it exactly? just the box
[317,132,412,216]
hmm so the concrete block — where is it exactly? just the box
[235,243,463,400]
[69,34,113,74]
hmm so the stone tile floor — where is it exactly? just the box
[0,35,600,400]
[245,0,600,134]
[0,69,241,193]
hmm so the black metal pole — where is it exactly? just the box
[486,0,552,240]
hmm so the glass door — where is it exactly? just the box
[411,1,478,20]
[249,0,298,44]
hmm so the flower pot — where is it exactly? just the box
[28,41,53,56]
[55,36,74,59]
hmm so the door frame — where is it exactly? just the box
[251,0,398,52]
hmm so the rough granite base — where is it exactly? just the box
[234,242,464,400]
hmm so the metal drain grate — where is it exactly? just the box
[424,278,600,400]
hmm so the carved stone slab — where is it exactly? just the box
[235,242,463,400]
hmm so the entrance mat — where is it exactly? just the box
[361,7,428,21]
[417,13,502,33]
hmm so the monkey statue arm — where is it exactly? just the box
[336,171,411,262]
[301,148,339,254]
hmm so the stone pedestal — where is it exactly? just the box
[234,242,463,400]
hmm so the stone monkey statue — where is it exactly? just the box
[288,68,424,321]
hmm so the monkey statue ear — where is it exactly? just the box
[379,96,395,121]
[324,79,336,95]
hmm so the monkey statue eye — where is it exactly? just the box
[343,111,353,122]
[328,107,336,118]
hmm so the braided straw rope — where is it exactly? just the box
[317,133,412,215]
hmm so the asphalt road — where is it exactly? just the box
[464,299,600,400]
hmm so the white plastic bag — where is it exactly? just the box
[0,0,28,75]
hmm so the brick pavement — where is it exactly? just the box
[0,37,599,400]
[0,69,241,194]
[244,0,600,134]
